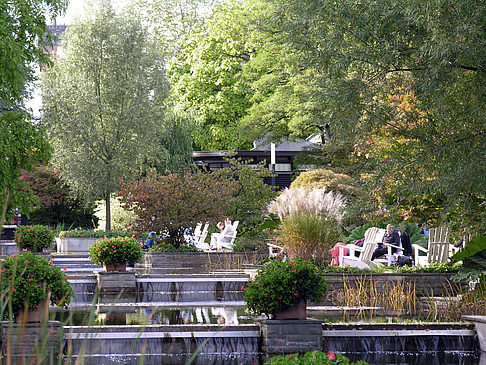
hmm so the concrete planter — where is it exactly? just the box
[259,319,322,354]
[1,321,62,362]
[95,271,137,302]
[56,237,98,253]
[463,315,486,353]
[0,241,18,256]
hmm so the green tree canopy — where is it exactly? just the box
[269,0,486,230]
[42,3,170,230]
[0,0,66,227]
[0,0,66,104]
[169,0,328,150]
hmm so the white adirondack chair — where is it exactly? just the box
[215,221,239,250]
[185,223,202,244]
[412,227,451,267]
[191,222,210,250]
[268,243,285,258]
[339,227,386,268]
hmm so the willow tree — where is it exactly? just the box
[42,4,168,230]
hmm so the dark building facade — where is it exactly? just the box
[192,134,322,189]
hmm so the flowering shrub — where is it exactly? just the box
[0,251,74,319]
[244,259,326,317]
[14,225,55,252]
[89,236,143,266]
[265,350,368,364]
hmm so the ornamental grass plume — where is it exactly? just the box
[268,187,346,223]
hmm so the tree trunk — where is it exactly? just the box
[0,186,10,231]
[105,192,111,231]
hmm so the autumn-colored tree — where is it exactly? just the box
[118,170,237,246]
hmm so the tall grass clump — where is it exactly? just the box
[269,187,345,263]
[278,213,342,263]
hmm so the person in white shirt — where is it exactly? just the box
[210,218,235,249]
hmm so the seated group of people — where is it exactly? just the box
[331,224,413,267]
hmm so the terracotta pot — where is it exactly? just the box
[274,299,307,320]
[104,262,127,272]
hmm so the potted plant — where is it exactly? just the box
[0,251,74,322]
[244,258,326,319]
[14,225,55,252]
[89,236,143,271]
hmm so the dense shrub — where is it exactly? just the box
[20,167,97,229]
[58,229,144,239]
[89,236,143,266]
[0,252,74,319]
[14,225,55,252]
[265,351,368,365]
[232,235,267,252]
[119,170,237,246]
[149,242,198,253]
[244,259,326,317]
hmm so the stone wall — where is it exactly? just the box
[322,273,465,305]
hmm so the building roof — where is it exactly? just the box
[251,133,322,152]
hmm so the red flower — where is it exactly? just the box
[293,293,298,296]
[240,286,245,291]
[62,267,67,271]
[292,269,296,273]
[327,351,336,360]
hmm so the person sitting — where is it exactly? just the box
[330,242,348,266]
[144,231,159,250]
[210,218,235,249]
[371,224,400,261]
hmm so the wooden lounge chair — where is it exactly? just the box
[339,227,386,268]
[268,243,285,258]
[189,222,210,250]
[412,227,451,267]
